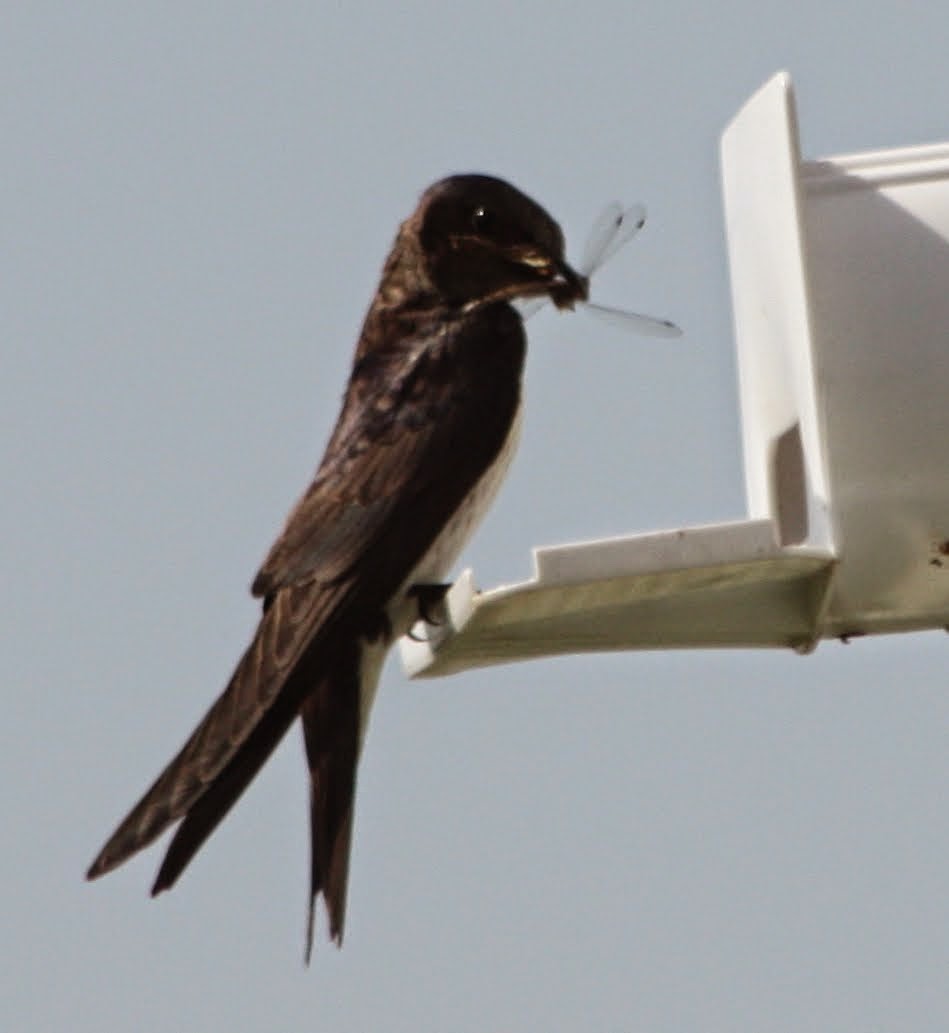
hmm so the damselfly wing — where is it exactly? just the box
[580,201,646,276]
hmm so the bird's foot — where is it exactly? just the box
[406,582,451,640]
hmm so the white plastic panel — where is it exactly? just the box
[720,71,834,553]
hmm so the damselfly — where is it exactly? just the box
[518,201,681,338]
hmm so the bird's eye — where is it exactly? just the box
[470,206,495,233]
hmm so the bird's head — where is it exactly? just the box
[411,174,588,311]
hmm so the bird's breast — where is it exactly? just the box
[407,402,523,592]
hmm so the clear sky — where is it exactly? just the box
[5,3,949,1031]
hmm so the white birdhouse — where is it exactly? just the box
[402,71,949,678]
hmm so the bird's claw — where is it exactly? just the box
[407,582,451,633]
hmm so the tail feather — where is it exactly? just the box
[301,637,361,959]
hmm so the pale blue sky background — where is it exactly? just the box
[4,4,949,1031]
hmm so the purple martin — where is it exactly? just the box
[87,174,589,956]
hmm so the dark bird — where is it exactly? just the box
[86,173,589,957]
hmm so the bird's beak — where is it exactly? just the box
[549,258,588,310]
[514,249,589,309]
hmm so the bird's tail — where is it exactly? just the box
[154,633,367,959]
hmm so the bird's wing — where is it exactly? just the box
[87,305,526,883]
[251,309,525,597]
